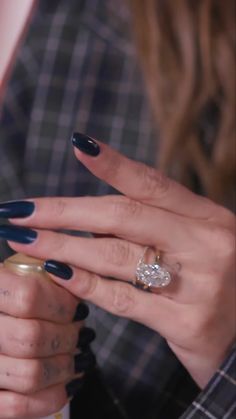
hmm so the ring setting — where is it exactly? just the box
[135,247,172,290]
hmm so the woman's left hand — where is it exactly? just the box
[7,135,236,389]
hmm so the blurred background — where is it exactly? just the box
[0,0,34,99]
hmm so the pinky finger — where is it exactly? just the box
[0,385,68,419]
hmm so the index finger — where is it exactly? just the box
[0,266,78,323]
[72,132,221,219]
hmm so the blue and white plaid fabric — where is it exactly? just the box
[0,1,235,418]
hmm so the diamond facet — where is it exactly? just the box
[136,262,172,288]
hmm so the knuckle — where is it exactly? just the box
[111,282,135,315]
[103,240,133,267]
[219,230,235,258]
[109,197,143,227]
[217,207,236,228]
[204,224,235,267]
[19,320,42,349]
[100,155,122,181]
[52,199,67,218]
[78,272,99,298]
[209,227,235,266]
[138,165,170,198]
[51,233,67,254]
[15,279,39,317]
[17,359,42,393]
[11,319,43,357]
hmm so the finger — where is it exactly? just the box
[6,229,210,304]
[0,266,78,324]
[71,133,219,219]
[0,315,80,358]
[0,353,75,394]
[6,230,204,303]
[7,230,143,281]
[5,226,187,284]
[0,384,68,418]
[10,196,188,252]
[43,267,221,366]
[46,265,184,339]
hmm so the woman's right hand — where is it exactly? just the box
[0,264,94,418]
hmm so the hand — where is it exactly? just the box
[0,264,93,419]
[3,133,236,389]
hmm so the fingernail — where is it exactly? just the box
[66,377,84,398]
[77,327,96,348]
[44,260,73,280]
[71,132,100,156]
[74,351,96,374]
[73,303,89,321]
[0,225,37,244]
[0,201,35,218]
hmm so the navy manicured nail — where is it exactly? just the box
[0,201,35,218]
[73,303,89,321]
[77,327,96,348]
[66,377,84,398]
[74,351,96,374]
[44,260,73,280]
[0,225,37,244]
[71,132,100,156]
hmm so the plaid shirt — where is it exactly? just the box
[0,1,235,418]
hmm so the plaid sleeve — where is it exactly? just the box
[181,345,236,419]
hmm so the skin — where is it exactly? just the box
[5,139,236,412]
[0,266,82,418]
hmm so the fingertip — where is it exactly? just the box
[0,200,35,220]
[71,132,100,157]
[0,225,38,245]
[44,260,73,280]
[73,303,89,321]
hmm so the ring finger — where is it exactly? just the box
[44,263,196,343]
[8,231,201,302]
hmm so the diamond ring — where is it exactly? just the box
[134,247,172,291]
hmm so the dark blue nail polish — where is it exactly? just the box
[73,303,89,321]
[0,225,37,244]
[66,378,84,398]
[44,260,73,280]
[0,201,35,219]
[71,132,100,156]
[74,351,96,374]
[77,327,96,348]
